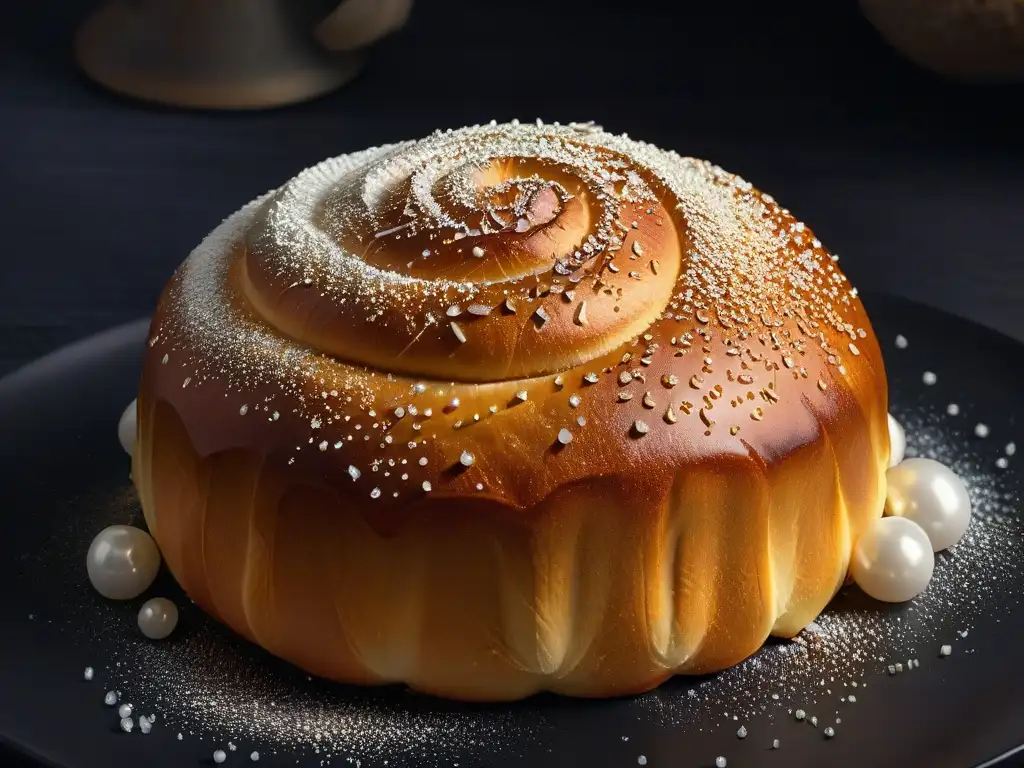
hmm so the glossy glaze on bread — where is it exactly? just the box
[134,121,889,701]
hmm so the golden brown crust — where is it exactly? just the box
[134,121,889,700]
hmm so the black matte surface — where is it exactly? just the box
[1,296,1023,768]
[2,0,1024,376]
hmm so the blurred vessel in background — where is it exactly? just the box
[861,0,1024,81]
[74,0,413,109]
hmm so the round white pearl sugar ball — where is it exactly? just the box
[138,597,179,640]
[117,399,137,455]
[887,413,906,468]
[850,516,935,602]
[886,458,971,551]
[87,525,160,600]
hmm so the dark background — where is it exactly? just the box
[2,0,1024,376]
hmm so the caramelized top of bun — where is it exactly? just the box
[144,120,885,515]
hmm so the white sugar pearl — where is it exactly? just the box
[213,750,227,764]
[887,413,905,468]
[850,517,934,602]
[251,752,261,762]
[87,525,161,600]
[138,597,179,640]
[118,399,137,455]
[120,717,134,733]
[83,666,94,681]
[118,703,132,718]
[886,458,971,551]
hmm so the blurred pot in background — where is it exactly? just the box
[75,0,413,110]
[860,0,1024,82]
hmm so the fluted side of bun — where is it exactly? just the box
[135,121,889,701]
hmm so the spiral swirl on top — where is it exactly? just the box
[239,121,695,381]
